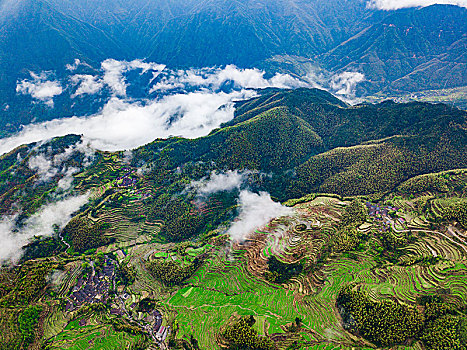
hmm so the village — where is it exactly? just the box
[366,202,406,232]
[65,255,169,346]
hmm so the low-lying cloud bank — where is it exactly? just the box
[27,140,95,190]
[6,59,368,157]
[6,62,317,155]
[71,74,104,97]
[227,191,293,242]
[101,59,166,97]
[189,171,292,242]
[368,0,467,9]
[331,72,365,96]
[150,65,308,93]
[0,193,89,264]
[0,90,253,154]
[190,170,251,196]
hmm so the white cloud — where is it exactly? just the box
[331,72,365,96]
[227,191,293,242]
[27,140,95,187]
[52,140,95,165]
[28,154,57,182]
[128,59,166,74]
[0,89,256,155]
[3,61,365,156]
[122,150,133,164]
[71,74,104,97]
[189,172,292,243]
[48,269,67,286]
[67,59,166,97]
[368,0,467,9]
[150,64,307,93]
[101,59,128,96]
[66,59,81,71]
[191,170,250,195]
[53,141,95,191]
[16,72,63,107]
[57,167,80,191]
[0,193,89,264]
[102,59,165,96]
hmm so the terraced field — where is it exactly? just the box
[2,150,466,350]
[48,320,144,350]
[26,185,465,350]
[146,194,467,349]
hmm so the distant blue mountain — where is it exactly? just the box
[0,0,465,133]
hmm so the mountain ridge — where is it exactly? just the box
[1,0,466,134]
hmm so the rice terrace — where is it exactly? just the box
[1,113,467,349]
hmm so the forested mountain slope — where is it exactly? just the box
[147,0,376,67]
[321,5,467,94]
[3,88,465,219]
[1,89,467,349]
[129,88,467,199]
[1,0,466,135]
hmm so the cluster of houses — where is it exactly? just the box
[66,258,116,312]
[110,288,169,343]
[114,170,154,200]
[116,172,138,188]
[142,309,169,342]
[365,202,405,232]
[111,293,169,343]
[65,255,170,346]
[366,202,398,217]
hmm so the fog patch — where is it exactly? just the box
[102,59,166,97]
[28,154,57,182]
[187,171,292,243]
[71,74,104,97]
[190,170,251,196]
[0,90,255,154]
[66,59,82,72]
[47,269,67,287]
[16,72,63,107]
[227,191,293,242]
[150,64,308,93]
[0,193,89,264]
[3,60,365,156]
[27,140,95,189]
[265,56,366,101]
[57,167,81,191]
[331,72,365,97]
[122,150,133,164]
[368,0,467,9]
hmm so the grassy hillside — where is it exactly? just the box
[2,167,467,349]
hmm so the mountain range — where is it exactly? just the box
[0,0,466,134]
[2,1,467,349]
[2,88,465,219]
[320,4,467,95]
